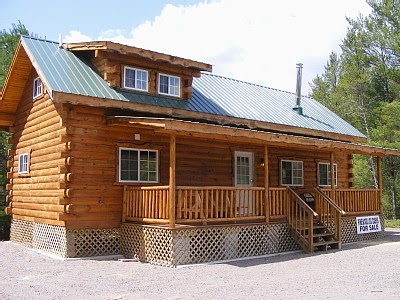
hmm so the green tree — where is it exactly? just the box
[0,21,30,205]
[310,0,400,218]
[0,21,29,85]
[371,101,400,218]
[310,52,342,113]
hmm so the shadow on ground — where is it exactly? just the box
[220,228,400,268]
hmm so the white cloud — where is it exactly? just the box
[63,0,371,95]
[63,30,92,43]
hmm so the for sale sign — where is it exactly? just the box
[356,216,382,234]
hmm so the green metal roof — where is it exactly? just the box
[21,36,366,139]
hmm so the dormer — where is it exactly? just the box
[64,41,212,100]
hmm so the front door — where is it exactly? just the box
[234,151,254,216]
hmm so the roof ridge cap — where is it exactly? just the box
[21,35,58,45]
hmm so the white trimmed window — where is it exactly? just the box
[119,148,158,183]
[18,153,29,174]
[158,74,180,97]
[318,163,337,187]
[33,77,43,99]
[123,67,148,91]
[281,160,303,186]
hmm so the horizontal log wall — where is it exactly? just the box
[63,105,171,230]
[175,140,352,191]
[8,70,67,227]
[175,136,234,186]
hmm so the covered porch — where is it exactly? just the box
[111,117,395,264]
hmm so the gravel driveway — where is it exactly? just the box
[1,229,400,300]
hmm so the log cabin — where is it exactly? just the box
[1,36,398,267]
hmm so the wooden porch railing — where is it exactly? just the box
[269,187,288,219]
[122,186,382,226]
[287,187,318,253]
[123,186,289,224]
[175,186,266,223]
[122,186,170,224]
[315,187,345,243]
[321,188,381,214]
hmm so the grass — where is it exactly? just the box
[384,219,400,228]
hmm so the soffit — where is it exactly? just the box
[107,116,400,156]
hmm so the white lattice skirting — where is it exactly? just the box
[10,219,120,258]
[341,215,385,243]
[120,223,302,267]
[10,216,385,265]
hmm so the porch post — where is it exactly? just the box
[330,152,335,201]
[377,156,383,213]
[264,145,270,223]
[169,134,176,228]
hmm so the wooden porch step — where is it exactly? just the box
[313,240,341,251]
[296,224,326,231]
[292,221,341,252]
[313,240,339,247]
[305,232,334,239]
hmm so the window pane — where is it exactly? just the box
[149,172,157,181]
[130,170,138,181]
[282,161,292,185]
[149,151,157,161]
[37,80,42,95]
[159,75,169,93]
[149,161,157,172]
[136,70,147,90]
[319,164,328,186]
[120,149,138,181]
[140,171,148,181]
[125,68,136,88]
[170,76,179,96]
[140,151,148,161]
[121,170,129,181]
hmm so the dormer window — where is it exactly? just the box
[158,74,180,97]
[124,66,148,92]
[33,77,43,99]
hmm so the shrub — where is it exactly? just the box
[0,206,11,240]
[384,219,400,228]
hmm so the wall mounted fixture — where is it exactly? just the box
[260,158,265,167]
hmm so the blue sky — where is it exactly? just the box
[1,0,200,41]
[1,0,371,94]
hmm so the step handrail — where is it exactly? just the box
[314,187,344,244]
[287,187,318,252]
[287,187,318,217]
[315,187,346,215]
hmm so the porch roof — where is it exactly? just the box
[107,116,400,156]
